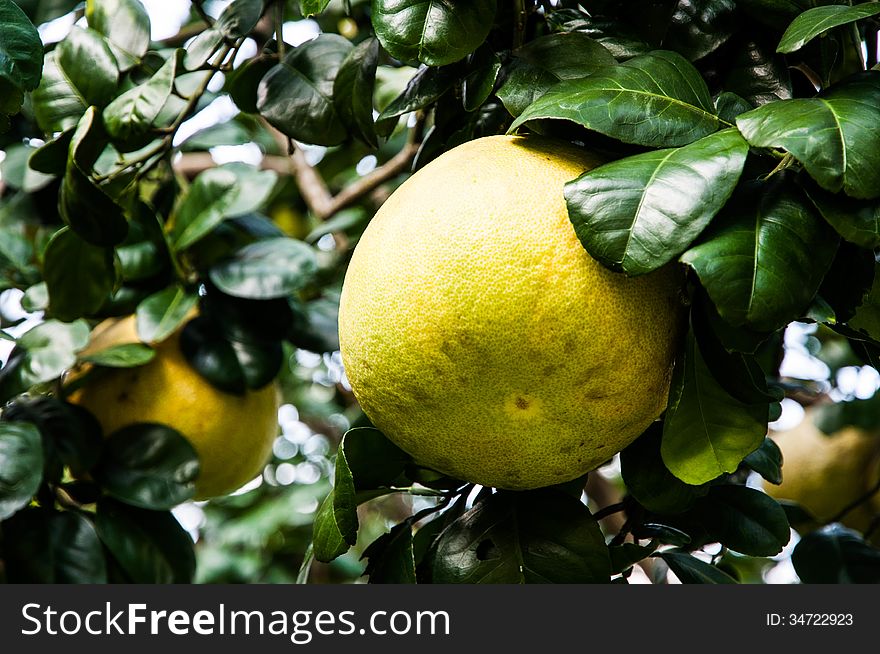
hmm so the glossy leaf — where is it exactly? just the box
[313,438,358,562]
[86,0,150,69]
[681,177,839,332]
[136,286,198,343]
[665,0,737,61]
[56,26,118,107]
[778,4,880,54]
[104,52,178,151]
[743,437,784,485]
[0,0,43,102]
[179,316,246,395]
[300,0,331,16]
[661,331,768,485]
[509,50,723,147]
[216,0,263,39]
[737,72,880,199]
[43,227,116,322]
[620,422,708,515]
[209,237,318,300]
[371,0,496,66]
[95,498,196,583]
[363,522,417,584]
[0,422,43,520]
[694,485,790,556]
[333,37,379,148]
[565,128,747,275]
[257,34,352,146]
[30,50,87,133]
[804,184,880,249]
[431,490,611,584]
[18,319,90,386]
[375,64,456,132]
[792,524,880,583]
[94,423,200,510]
[80,343,155,368]
[723,38,791,107]
[658,551,737,584]
[496,32,614,118]
[342,427,412,490]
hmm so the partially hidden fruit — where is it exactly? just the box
[68,315,279,500]
[338,135,686,490]
[765,410,880,536]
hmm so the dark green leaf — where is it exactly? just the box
[0,422,43,520]
[509,50,723,146]
[300,0,331,16]
[665,0,738,60]
[312,490,350,562]
[257,34,352,146]
[792,524,880,583]
[462,46,501,112]
[723,38,792,107]
[375,65,457,128]
[714,92,754,123]
[333,37,379,148]
[342,427,412,490]
[778,4,880,54]
[431,490,611,584]
[2,509,107,583]
[216,0,263,39]
[182,27,224,71]
[565,128,747,275]
[621,422,709,515]
[632,523,693,546]
[43,227,116,322]
[28,128,74,175]
[56,26,118,107]
[363,522,417,583]
[225,56,275,114]
[104,51,178,152]
[86,0,151,69]
[371,0,496,66]
[313,440,359,562]
[30,50,88,133]
[737,72,880,199]
[743,437,783,485]
[681,177,839,332]
[0,0,43,100]
[94,423,200,510]
[179,316,246,394]
[804,183,880,248]
[496,32,614,118]
[18,319,90,385]
[609,541,658,575]
[209,237,318,300]
[229,338,283,390]
[95,498,195,583]
[694,485,790,556]
[661,331,768,485]
[135,286,198,343]
[80,343,155,368]
[658,551,737,583]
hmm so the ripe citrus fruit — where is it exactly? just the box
[68,314,279,499]
[766,410,880,536]
[338,135,686,490]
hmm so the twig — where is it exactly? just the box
[829,475,880,524]
[275,0,286,59]
[513,0,527,49]
[762,152,795,181]
[592,501,626,521]
[192,0,215,27]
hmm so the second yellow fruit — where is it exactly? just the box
[338,135,686,490]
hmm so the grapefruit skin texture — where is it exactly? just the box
[69,316,279,500]
[338,135,686,490]
[766,412,880,536]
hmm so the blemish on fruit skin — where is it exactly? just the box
[515,396,529,410]
[504,394,541,418]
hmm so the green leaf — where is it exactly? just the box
[0,0,43,98]
[216,0,263,39]
[778,4,880,54]
[209,237,318,300]
[509,50,722,147]
[565,128,748,275]
[363,522,417,584]
[56,26,119,107]
[95,497,196,583]
[609,541,658,575]
[0,422,43,520]
[804,184,880,249]
[496,32,615,118]
[658,551,737,584]
[792,524,880,583]
[30,50,88,133]
[312,490,350,562]
[374,64,456,134]
[179,316,246,395]
[104,51,178,152]
[29,128,74,175]
[1,509,107,583]
[81,343,156,368]
[93,423,200,510]
[257,34,352,146]
[135,286,198,343]
[43,227,116,322]
[714,92,754,123]
[665,0,737,61]
[661,330,768,485]
[694,485,790,556]
[86,0,151,70]
[342,427,412,490]
[431,490,611,584]
[743,437,783,485]
[182,27,224,71]
[18,319,90,386]
[724,39,792,107]
[169,164,277,251]
[680,177,839,332]
[225,56,275,113]
[313,440,359,562]
[333,37,379,148]
[736,72,880,199]
[371,0,496,66]
[300,0,331,16]
[620,422,709,515]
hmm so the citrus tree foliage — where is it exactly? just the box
[0,0,879,585]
